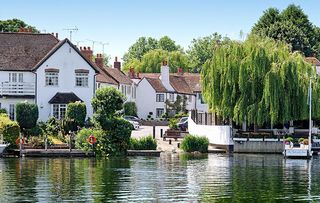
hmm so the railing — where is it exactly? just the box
[1,82,35,96]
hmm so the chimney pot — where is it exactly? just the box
[162,60,168,66]
[115,56,118,62]
[114,57,121,70]
[55,33,58,39]
[88,47,91,50]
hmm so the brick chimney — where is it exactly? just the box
[177,67,183,75]
[95,54,104,69]
[80,47,93,61]
[114,57,121,70]
[19,27,33,33]
[55,33,59,39]
[128,67,135,78]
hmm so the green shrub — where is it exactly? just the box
[129,136,157,150]
[16,102,38,130]
[181,134,209,153]
[298,137,304,143]
[0,108,7,114]
[75,128,104,153]
[0,114,20,148]
[286,136,293,142]
[66,101,87,130]
[25,124,43,137]
[123,102,137,116]
[45,117,60,137]
[29,136,44,148]
[169,118,178,130]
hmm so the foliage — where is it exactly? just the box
[201,35,317,126]
[29,136,44,148]
[0,114,20,147]
[45,117,60,137]
[187,33,230,72]
[75,128,104,153]
[16,102,39,130]
[65,101,87,131]
[286,137,293,142]
[25,124,43,137]
[158,36,182,52]
[129,136,157,150]
[165,95,187,116]
[252,4,320,57]
[92,87,125,119]
[181,134,209,153]
[169,118,179,130]
[298,137,304,143]
[0,108,7,114]
[0,18,39,33]
[123,102,137,116]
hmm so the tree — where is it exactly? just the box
[65,101,87,131]
[165,95,187,117]
[123,37,158,63]
[201,35,319,128]
[123,102,137,116]
[16,102,39,130]
[158,36,182,52]
[187,33,229,72]
[252,4,320,57]
[0,18,39,33]
[125,49,191,73]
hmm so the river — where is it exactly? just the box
[0,153,318,202]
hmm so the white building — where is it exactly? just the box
[0,32,99,121]
[305,57,320,75]
[130,61,208,119]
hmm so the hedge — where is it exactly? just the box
[129,136,157,150]
[16,102,38,130]
[181,134,209,153]
[0,114,20,148]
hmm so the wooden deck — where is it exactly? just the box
[14,149,94,157]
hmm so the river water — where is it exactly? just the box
[0,153,318,202]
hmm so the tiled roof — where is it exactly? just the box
[48,92,83,104]
[169,75,193,94]
[182,73,201,92]
[104,68,132,85]
[305,57,320,66]
[0,33,59,71]
[145,78,167,92]
[96,73,118,85]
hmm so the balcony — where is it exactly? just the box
[1,82,35,97]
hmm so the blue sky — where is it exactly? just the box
[1,0,320,61]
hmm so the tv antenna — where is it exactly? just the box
[99,42,109,55]
[86,39,100,52]
[63,26,78,42]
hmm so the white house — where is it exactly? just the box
[0,31,99,121]
[305,57,320,75]
[131,61,209,119]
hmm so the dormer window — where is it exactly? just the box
[45,69,59,86]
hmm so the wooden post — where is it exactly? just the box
[160,129,163,138]
[153,125,156,139]
[45,133,48,151]
[205,113,208,125]
[69,132,72,152]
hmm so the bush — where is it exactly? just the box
[123,102,137,116]
[0,108,7,114]
[25,124,44,137]
[75,128,104,153]
[0,114,20,148]
[286,137,293,142]
[181,134,209,153]
[298,137,304,143]
[66,101,87,130]
[129,136,157,150]
[169,118,178,130]
[45,117,60,137]
[16,102,38,130]
[29,136,44,148]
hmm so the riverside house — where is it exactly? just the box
[0,30,99,121]
[128,61,208,119]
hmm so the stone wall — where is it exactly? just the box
[234,141,283,154]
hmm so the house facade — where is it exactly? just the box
[0,32,98,121]
[131,61,209,119]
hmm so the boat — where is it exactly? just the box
[0,143,9,154]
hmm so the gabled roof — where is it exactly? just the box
[145,77,167,93]
[33,38,99,73]
[305,57,320,66]
[49,92,83,104]
[169,75,193,94]
[0,32,59,71]
[103,67,132,85]
[96,72,118,85]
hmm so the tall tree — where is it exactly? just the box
[201,35,319,127]
[187,33,229,72]
[252,4,320,57]
[0,18,39,33]
[158,36,182,52]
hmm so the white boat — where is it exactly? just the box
[283,144,312,158]
[0,143,9,154]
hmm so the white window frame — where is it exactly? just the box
[52,104,67,120]
[156,94,164,102]
[156,108,164,118]
[126,85,131,96]
[9,73,17,83]
[75,72,89,87]
[18,73,23,83]
[189,95,192,102]
[45,72,59,86]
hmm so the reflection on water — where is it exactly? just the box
[0,154,320,202]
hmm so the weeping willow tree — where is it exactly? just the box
[201,35,320,127]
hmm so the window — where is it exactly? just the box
[121,85,126,95]
[126,86,131,96]
[189,95,192,102]
[18,73,23,83]
[169,93,174,102]
[9,104,15,120]
[75,73,89,87]
[198,93,204,104]
[9,73,17,83]
[46,72,58,86]
[52,104,66,120]
[156,108,164,118]
[156,94,164,102]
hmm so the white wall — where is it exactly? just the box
[195,93,209,113]
[136,78,166,119]
[0,71,35,84]
[188,115,234,146]
[36,42,96,121]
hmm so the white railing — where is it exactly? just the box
[1,82,35,96]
